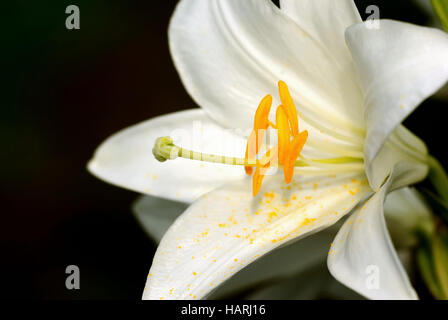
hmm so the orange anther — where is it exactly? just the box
[276,106,290,166]
[245,95,273,175]
[254,94,273,130]
[246,81,307,195]
[283,131,308,184]
[278,81,299,136]
[252,146,278,197]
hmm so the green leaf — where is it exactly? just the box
[431,0,448,32]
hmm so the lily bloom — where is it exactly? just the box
[88,0,448,299]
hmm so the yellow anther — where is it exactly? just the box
[276,106,290,166]
[245,81,308,196]
[284,130,308,184]
[278,80,299,136]
[252,146,278,197]
[254,94,273,130]
[245,95,272,175]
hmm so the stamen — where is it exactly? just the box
[245,94,273,175]
[284,131,308,184]
[252,146,278,197]
[278,80,299,136]
[276,106,290,166]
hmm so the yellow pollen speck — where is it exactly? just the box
[234,258,238,262]
[177,246,182,249]
[219,223,226,228]
[193,272,197,276]
[264,192,274,199]
[301,218,317,227]
[305,196,312,200]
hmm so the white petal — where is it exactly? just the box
[88,110,246,203]
[134,195,341,299]
[327,165,420,300]
[169,0,365,132]
[345,20,448,189]
[133,196,188,243]
[384,187,432,248]
[280,0,361,70]
[143,172,370,300]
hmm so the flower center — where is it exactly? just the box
[152,81,365,197]
[244,81,308,196]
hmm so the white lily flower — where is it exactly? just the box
[88,0,448,300]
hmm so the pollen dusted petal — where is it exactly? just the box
[284,131,308,184]
[278,81,299,136]
[143,172,370,300]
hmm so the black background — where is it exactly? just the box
[1,0,446,299]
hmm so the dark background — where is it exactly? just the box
[1,0,446,299]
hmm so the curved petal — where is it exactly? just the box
[134,194,340,299]
[88,110,246,203]
[169,0,365,133]
[143,172,370,300]
[327,164,420,300]
[133,196,188,243]
[280,0,361,69]
[345,20,448,189]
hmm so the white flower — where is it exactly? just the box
[88,0,448,300]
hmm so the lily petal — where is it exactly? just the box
[88,109,246,203]
[345,20,448,189]
[280,0,361,70]
[327,164,420,300]
[143,172,370,300]
[169,0,365,132]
